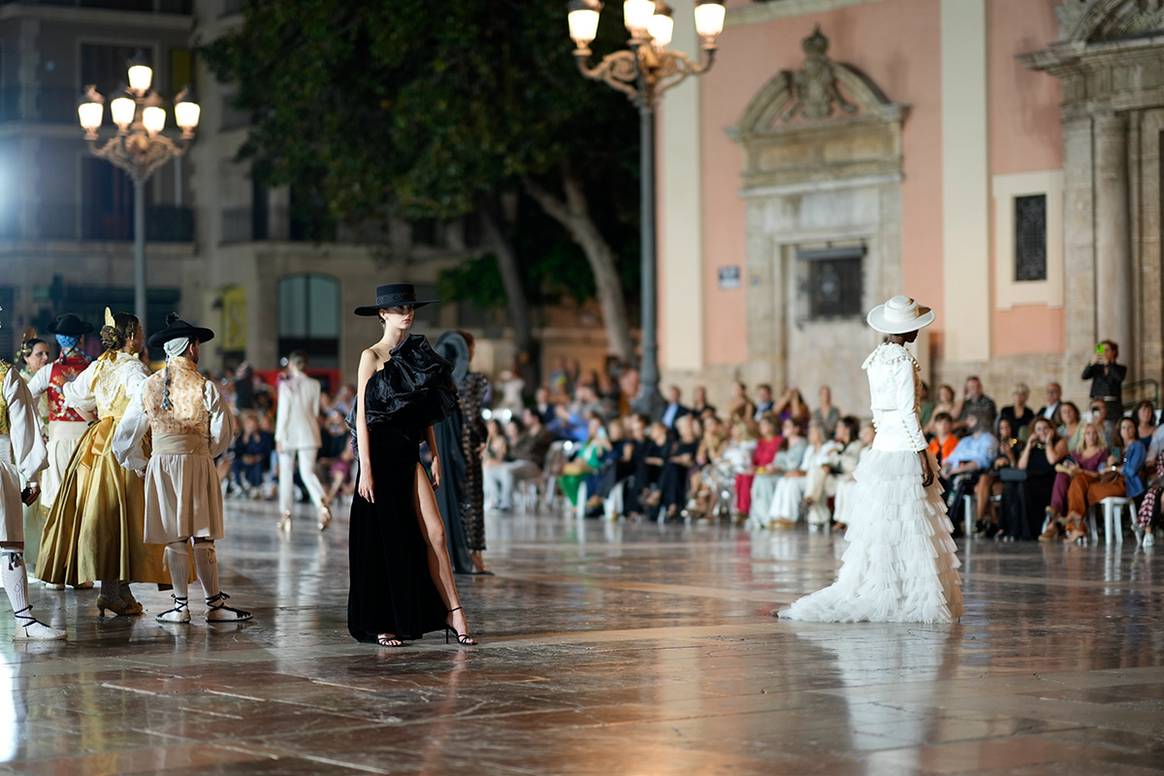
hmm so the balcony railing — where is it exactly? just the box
[0,0,192,13]
[0,202,194,242]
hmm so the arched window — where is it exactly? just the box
[277,274,340,368]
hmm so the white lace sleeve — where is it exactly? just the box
[5,369,47,483]
[205,381,237,458]
[112,391,150,473]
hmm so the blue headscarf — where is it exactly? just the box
[55,334,79,353]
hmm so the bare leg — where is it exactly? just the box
[413,464,475,641]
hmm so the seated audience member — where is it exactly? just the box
[1136,426,1164,542]
[770,421,835,529]
[534,386,556,427]
[942,410,999,534]
[827,416,865,532]
[811,385,840,438]
[661,385,691,430]
[1041,422,1108,542]
[1038,382,1063,424]
[1082,340,1127,423]
[927,412,958,466]
[716,422,756,521]
[727,382,757,425]
[1134,400,1157,447]
[658,415,700,519]
[321,409,354,502]
[1087,399,1114,447]
[1057,401,1084,453]
[1062,417,1145,542]
[558,416,612,508]
[976,416,1021,533]
[687,417,728,518]
[999,383,1035,440]
[734,416,782,518]
[926,384,958,435]
[753,384,775,420]
[773,388,811,427]
[691,385,716,417]
[1006,417,1064,541]
[918,381,935,431]
[230,411,273,498]
[637,421,671,512]
[597,417,642,514]
[749,418,806,528]
[482,427,511,511]
[955,376,998,430]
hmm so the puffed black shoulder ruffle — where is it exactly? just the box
[349,334,459,436]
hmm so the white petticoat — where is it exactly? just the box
[779,448,963,624]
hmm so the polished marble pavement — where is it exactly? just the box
[3,500,1164,775]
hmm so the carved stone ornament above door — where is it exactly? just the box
[728,26,906,192]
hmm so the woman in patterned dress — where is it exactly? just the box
[455,331,491,575]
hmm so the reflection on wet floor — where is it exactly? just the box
[2,501,1163,774]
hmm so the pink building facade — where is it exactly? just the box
[658,0,1164,414]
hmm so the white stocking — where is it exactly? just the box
[1,551,29,615]
[193,542,220,601]
[165,542,190,599]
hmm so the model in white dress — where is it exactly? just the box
[0,361,65,639]
[779,297,963,624]
[275,353,332,531]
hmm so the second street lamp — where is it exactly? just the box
[77,53,200,336]
[568,0,725,416]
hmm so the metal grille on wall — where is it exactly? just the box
[1014,194,1047,282]
[797,245,865,321]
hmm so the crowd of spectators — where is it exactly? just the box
[204,338,1164,546]
[503,340,1163,545]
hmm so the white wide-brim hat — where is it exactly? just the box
[866,295,935,334]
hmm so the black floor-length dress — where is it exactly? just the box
[347,334,459,643]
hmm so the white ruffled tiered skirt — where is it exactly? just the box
[779,448,963,624]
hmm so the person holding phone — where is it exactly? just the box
[1082,340,1127,423]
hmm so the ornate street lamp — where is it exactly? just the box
[568,0,725,414]
[78,52,200,334]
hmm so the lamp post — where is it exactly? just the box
[77,52,200,333]
[568,0,725,413]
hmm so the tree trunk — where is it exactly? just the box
[479,197,534,358]
[522,171,635,364]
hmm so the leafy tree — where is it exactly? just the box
[204,0,640,361]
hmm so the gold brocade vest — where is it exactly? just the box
[141,357,209,437]
[0,361,10,435]
[92,353,137,420]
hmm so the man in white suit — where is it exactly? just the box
[276,351,332,531]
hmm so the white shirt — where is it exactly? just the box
[275,373,322,450]
[3,368,48,483]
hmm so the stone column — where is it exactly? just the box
[1094,112,1133,364]
[1061,115,1097,382]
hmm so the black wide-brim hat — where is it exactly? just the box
[147,312,215,348]
[354,283,439,317]
[48,313,94,336]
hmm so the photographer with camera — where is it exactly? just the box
[1082,340,1127,422]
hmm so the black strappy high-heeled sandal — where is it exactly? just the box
[445,606,477,646]
[377,633,403,647]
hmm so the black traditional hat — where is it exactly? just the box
[354,283,439,317]
[147,312,215,348]
[434,330,470,384]
[47,313,94,336]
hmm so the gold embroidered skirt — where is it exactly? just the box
[37,416,167,585]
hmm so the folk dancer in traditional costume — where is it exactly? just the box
[37,310,168,615]
[0,356,64,639]
[26,314,94,591]
[16,335,51,578]
[113,314,251,623]
[275,350,333,532]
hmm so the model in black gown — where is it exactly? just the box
[347,293,478,647]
